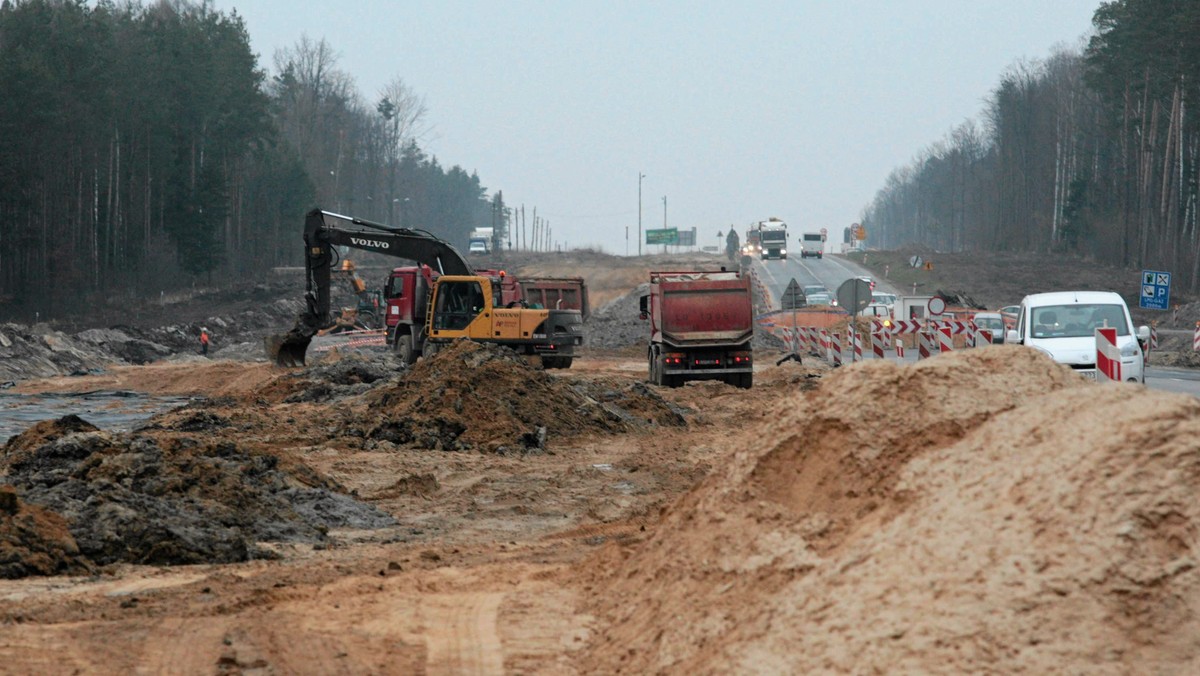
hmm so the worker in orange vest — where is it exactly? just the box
[199,327,210,357]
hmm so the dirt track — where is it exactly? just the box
[4,251,1200,673]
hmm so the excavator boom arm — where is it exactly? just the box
[269,208,474,366]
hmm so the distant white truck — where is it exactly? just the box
[800,232,825,259]
[468,227,493,254]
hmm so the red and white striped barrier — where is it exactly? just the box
[309,329,389,353]
[1150,322,1158,351]
[918,326,933,360]
[1096,327,1121,381]
[1194,322,1200,351]
[832,332,842,366]
[850,329,863,361]
[972,328,993,347]
[890,319,923,335]
[820,329,830,357]
[894,333,905,358]
[807,327,820,354]
[871,330,887,359]
[938,326,954,353]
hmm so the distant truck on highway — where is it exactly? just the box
[468,227,493,254]
[800,231,825,259]
[757,218,788,260]
[639,268,754,388]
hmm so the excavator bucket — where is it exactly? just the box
[265,331,311,367]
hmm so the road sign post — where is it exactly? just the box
[1140,269,1171,310]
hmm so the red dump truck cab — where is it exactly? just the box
[640,269,754,389]
[383,265,439,363]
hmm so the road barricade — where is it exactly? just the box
[1096,327,1121,381]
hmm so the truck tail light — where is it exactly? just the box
[731,352,752,364]
[664,352,685,365]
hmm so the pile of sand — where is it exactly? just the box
[361,340,685,451]
[579,347,1200,673]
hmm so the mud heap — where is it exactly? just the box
[580,347,1200,673]
[0,413,394,575]
[361,340,685,452]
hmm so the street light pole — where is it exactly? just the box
[662,196,668,254]
[638,172,645,257]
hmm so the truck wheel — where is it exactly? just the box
[650,348,664,386]
[393,331,414,365]
[542,355,572,369]
[423,341,441,359]
[739,372,754,389]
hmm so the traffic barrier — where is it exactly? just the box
[832,332,842,366]
[918,325,933,360]
[1194,322,1200,351]
[819,329,830,357]
[1150,321,1158,351]
[973,328,993,347]
[1096,327,1121,381]
[807,327,819,354]
[871,330,887,359]
[938,326,953,353]
[849,329,863,362]
[890,319,923,335]
[894,333,905,359]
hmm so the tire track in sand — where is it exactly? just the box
[423,592,506,675]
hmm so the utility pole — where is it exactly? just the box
[662,196,668,254]
[638,172,645,256]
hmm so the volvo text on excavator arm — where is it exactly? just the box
[267,209,475,366]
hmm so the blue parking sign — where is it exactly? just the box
[1140,270,1170,310]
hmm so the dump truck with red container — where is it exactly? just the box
[638,269,754,388]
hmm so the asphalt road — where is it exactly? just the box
[749,252,893,304]
[750,253,1200,398]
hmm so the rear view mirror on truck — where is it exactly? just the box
[639,295,649,319]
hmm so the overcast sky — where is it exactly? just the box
[210,1,1100,254]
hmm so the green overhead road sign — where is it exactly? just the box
[645,228,678,245]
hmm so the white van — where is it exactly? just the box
[1005,291,1149,383]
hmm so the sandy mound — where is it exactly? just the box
[579,347,1200,673]
[0,414,395,572]
[361,340,685,451]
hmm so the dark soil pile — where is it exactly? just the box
[269,352,407,403]
[0,485,91,579]
[0,414,395,573]
[361,340,686,451]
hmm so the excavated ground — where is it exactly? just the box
[2,250,1199,673]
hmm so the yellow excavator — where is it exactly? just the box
[267,209,584,368]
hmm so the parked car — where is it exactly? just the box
[803,284,829,297]
[971,312,1006,344]
[1005,291,1149,382]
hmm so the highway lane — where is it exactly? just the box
[1145,366,1200,396]
[749,252,897,307]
